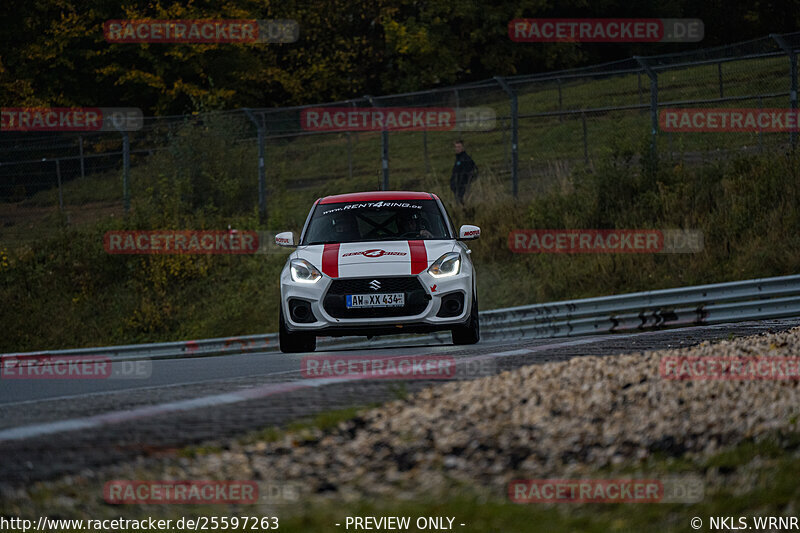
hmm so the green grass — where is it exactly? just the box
[274,451,800,533]
[1,55,799,352]
[2,144,799,352]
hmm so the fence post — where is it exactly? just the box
[366,95,389,190]
[257,123,267,219]
[717,62,724,98]
[244,109,267,222]
[494,76,518,198]
[347,100,354,180]
[381,127,389,190]
[500,117,510,171]
[423,128,430,173]
[758,95,764,152]
[634,56,659,164]
[668,132,673,160]
[557,78,563,122]
[581,111,589,165]
[638,72,643,112]
[55,159,64,212]
[771,34,797,148]
[122,132,130,212]
[347,130,354,180]
[78,136,85,179]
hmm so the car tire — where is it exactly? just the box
[452,291,480,345]
[279,308,317,353]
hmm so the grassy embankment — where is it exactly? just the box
[1,56,798,352]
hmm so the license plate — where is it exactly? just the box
[346,293,405,308]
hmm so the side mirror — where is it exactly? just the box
[459,225,480,240]
[275,231,296,247]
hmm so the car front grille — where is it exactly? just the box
[324,276,429,318]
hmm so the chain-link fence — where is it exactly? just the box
[2,31,799,242]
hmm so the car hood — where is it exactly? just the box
[293,240,456,278]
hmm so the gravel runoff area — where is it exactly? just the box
[3,326,800,511]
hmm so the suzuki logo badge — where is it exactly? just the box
[369,279,381,290]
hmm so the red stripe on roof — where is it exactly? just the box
[408,240,428,274]
[319,191,435,204]
[321,243,340,278]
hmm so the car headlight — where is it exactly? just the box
[290,258,322,283]
[427,252,461,278]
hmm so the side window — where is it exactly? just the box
[438,201,456,238]
[304,218,327,243]
[299,203,319,244]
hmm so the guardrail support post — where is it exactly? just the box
[634,56,659,165]
[495,76,518,198]
[772,34,798,149]
[244,109,268,222]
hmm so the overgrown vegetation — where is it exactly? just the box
[2,114,799,352]
[5,1,795,113]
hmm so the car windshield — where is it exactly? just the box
[303,199,450,245]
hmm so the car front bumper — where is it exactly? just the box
[280,267,474,334]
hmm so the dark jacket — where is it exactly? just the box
[450,151,477,192]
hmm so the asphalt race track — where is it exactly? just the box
[1,318,798,487]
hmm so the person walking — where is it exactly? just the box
[450,139,477,205]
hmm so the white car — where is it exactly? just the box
[275,191,480,353]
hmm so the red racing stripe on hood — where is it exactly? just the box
[322,243,340,278]
[408,240,427,274]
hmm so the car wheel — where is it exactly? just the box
[452,291,480,345]
[279,307,317,353]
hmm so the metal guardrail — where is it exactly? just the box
[481,274,800,326]
[0,333,280,363]
[2,274,799,362]
[0,332,379,363]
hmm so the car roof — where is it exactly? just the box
[317,191,438,204]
